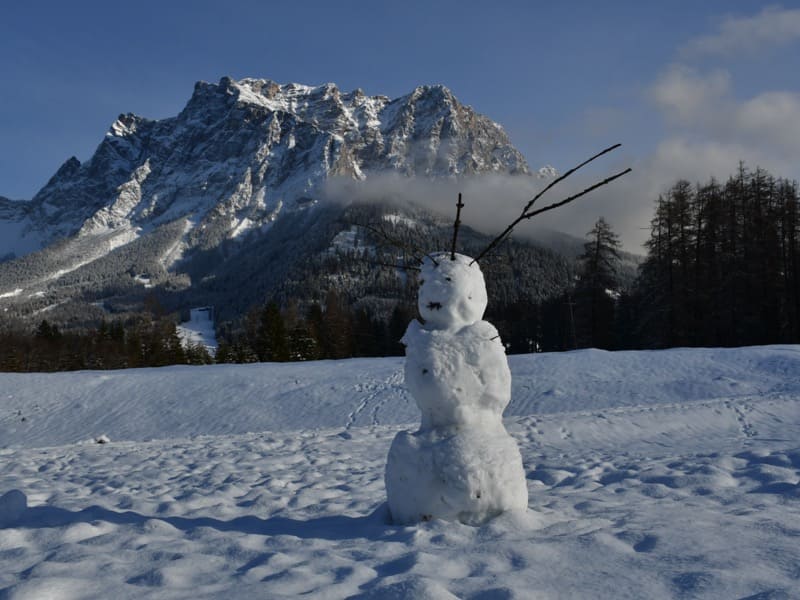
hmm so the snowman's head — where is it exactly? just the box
[417,252,488,329]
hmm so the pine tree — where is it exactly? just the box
[319,290,353,359]
[574,217,621,348]
[256,302,289,362]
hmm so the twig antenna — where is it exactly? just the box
[471,144,631,264]
[450,193,464,260]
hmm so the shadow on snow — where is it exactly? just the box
[5,496,410,543]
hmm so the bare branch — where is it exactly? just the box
[471,144,629,265]
[522,168,632,220]
[355,257,421,272]
[361,222,439,266]
[360,223,424,265]
[522,143,621,216]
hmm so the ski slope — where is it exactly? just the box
[176,307,218,357]
[1,345,799,598]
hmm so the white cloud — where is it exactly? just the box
[649,138,748,185]
[648,63,800,169]
[645,29,800,215]
[544,6,800,252]
[324,172,540,239]
[650,65,731,124]
[522,169,652,253]
[650,64,730,128]
[735,91,800,152]
[680,6,800,57]
[542,132,798,253]
[324,166,640,252]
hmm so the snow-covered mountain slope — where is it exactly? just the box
[0,78,535,320]
[1,345,799,598]
[0,78,527,262]
[0,198,40,262]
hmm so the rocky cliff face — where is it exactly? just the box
[8,78,528,255]
[0,77,533,321]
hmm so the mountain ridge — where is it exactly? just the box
[0,77,577,328]
[3,77,529,256]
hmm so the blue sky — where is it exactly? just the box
[1,1,798,248]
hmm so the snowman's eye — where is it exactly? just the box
[445,277,452,282]
[419,279,425,285]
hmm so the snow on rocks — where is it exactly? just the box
[386,253,527,524]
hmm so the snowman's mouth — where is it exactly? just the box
[427,301,443,311]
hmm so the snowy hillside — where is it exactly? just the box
[1,345,800,598]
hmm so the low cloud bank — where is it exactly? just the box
[323,168,645,253]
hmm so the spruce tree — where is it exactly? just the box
[574,217,621,348]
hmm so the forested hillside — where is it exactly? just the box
[2,164,797,372]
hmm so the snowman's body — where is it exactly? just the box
[385,253,528,525]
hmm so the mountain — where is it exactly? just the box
[0,77,572,327]
[2,77,529,258]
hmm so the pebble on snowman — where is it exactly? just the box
[384,145,630,525]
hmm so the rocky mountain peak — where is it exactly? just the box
[0,77,534,314]
[109,113,147,138]
[51,156,82,180]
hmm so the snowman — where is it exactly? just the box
[385,251,528,525]
[383,146,630,524]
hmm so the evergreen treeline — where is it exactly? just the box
[628,165,800,348]
[210,202,578,361]
[0,317,212,372]
[491,217,625,352]
[215,294,416,363]
[489,164,800,352]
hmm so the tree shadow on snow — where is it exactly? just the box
[4,492,409,543]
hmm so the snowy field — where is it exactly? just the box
[1,345,799,598]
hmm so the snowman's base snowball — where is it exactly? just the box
[385,424,528,525]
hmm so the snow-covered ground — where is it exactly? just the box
[176,307,217,356]
[1,345,799,598]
